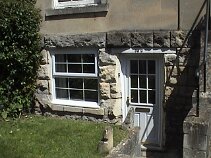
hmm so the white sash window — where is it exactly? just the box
[53,0,100,9]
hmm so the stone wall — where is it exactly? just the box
[35,30,201,149]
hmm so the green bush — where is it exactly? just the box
[0,0,42,118]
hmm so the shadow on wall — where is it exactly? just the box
[164,11,205,155]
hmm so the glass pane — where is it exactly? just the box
[139,60,146,74]
[55,64,67,72]
[56,89,68,99]
[148,75,155,89]
[131,90,138,103]
[85,91,98,102]
[83,54,95,63]
[131,75,138,88]
[55,78,68,88]
[67,54,81,63]
[148,90,155,104]
[55,54,66,62]
[139,75,146,88]
[69,78,83,89]
[84,79,98,90]
[140,90,147,103]
[68,64,82,73]
[148,60,155,74]
[70,90,83,100]
[130,60,138,73]
[83,64,95,73]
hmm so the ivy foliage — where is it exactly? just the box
[0,0,42,118]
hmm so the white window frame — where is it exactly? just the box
[51,48,99,108]
[53,0,100,9]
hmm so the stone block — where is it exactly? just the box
[153,31,170,47]
[183,148,207,158]
[44,33,106,48]
[107,32,131,47]
[51,104,64,111]
[40,49,49,65]
[99,50,117,66]
[99,65,116,82]
[63,106,83,113]
[171,31,189,47]
[131,32,153,48]
[37,80,49,94]
[38,65,50,80]
[99,82,111,99]
[165,54,177,66]
[83,108,104,115]
[110,83,121,99]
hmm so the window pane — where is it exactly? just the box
[85,91,98,102]
[140,90,147,103]
[55,78,68,88]
[139,75,146,88]
[131,75,138,88]
[84,79,98,90]
[148,60,155,74]
[83,64,95,73]
[148,75,155,89]
[70,90,83,100]
[131,90,138,103]
[56,64,67,72]
[148,90,155,104]
[139,60,146,74]
[130,60,138,73]
[68,64,82,73]
[55,54,66,62]
[83,54,95,63]
[69,78,83,89]
[67,54,81,63]
[56,89,68,99]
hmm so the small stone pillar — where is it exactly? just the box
[98,126,113,154]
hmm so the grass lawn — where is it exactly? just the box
[0,116,128,158]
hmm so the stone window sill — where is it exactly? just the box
[45,3,108,17]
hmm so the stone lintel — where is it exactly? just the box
[44,33,106,48]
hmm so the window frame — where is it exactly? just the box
[51,48,99,108]
[53,0,100,9]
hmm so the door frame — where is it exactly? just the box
[119,49,165,149]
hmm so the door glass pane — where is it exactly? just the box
[55,54,66,62]
[131,75,138,88]
[83,64,95,73]
[85,91,98,102]
[84,79,98,90]
[148,75,155,89]
[131,90,138,103]
[139,60,146,74]
[67,54,81,63]
[139,75,146,88]
[56,89,68,99]
[130,60,138,73]
[56,64,67,72]
[140,90,147,103]
[69,78,83,89]
[70,90,83,100]
[68,64,82,73]
[148,60,155,74]
[83,54,95,63]
[55,78,68,88]
[148,90,155,104]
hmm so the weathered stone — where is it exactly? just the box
[153,31,170,47]
[165,86,174,96]
[100,82,110,99]
[183,148,207,158]
[51,104,64,111]
[165,54,177,66]
[38,65,50,80]
[99,65,116,82]
[40,49,49,65]
[171,31,188,47]
[44,33,106,48]
[131,32,153,48]
[99,50,117,66]
[110,83,121,99]
[37,80,49,94]
[107,32,131,47]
